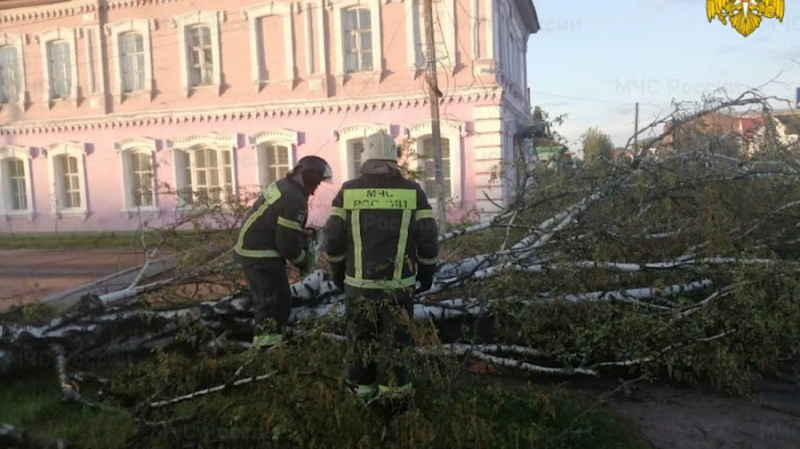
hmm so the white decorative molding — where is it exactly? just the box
[472,0,479,60]
[43,141,89,220]
[331,0,384,83]
[114,136,159,153]
[171,10,224,97]
[335,122,390,180]
[316,0,329,76]
[406,119,464,205]
[105,18,156,101]
[0,0,98,24]
[305,2,314,75]
[485,0,494,59]
[248,128,299,146]
[0,33,28,106]
[0,145,35,221]
[242,2,295,91]
[0,86,502,135]
[167,132,237,150]
[34,27,79,108]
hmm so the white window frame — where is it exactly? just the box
[242,2,296,91]
[249,128,298,187]
[43,141,89,220]
[406,119,463,206]
[0,145,34,221]
[167,133,238,209]
[335,123,389,181]
[331,0,383,83]
[171,10,224,97]
[0,33,27,106]
[115,137,159,218]
[405,0,456,76]
[34,28,79,108]
[105,19,155,102]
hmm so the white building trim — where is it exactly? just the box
[242,2,295,91]
[171,10,225,97]
[305,2,314,75]
[331,0,383,83]
[114,136,159,218]
[249,128,299,187]
[34,27,79,108]
[105,18,156,102]
[316,0,328,76]
[167,133,239,207]
[43,141,89,220]
[335,122,390,181]
[405,119,464,206]
[0,145,34,221]
[0,32,28,106]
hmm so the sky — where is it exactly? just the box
[527,0,800,152]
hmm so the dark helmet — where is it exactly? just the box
[289,156,333,195]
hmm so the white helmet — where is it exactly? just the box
[362,130,398,162]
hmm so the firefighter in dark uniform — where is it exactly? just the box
[234,156,333,348]
[324,130,439,402]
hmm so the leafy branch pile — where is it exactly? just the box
[1,91,800,447]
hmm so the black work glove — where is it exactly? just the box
[416,264,437,293]
[330,261,346,292]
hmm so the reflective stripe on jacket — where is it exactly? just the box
[324,174,439,289]
[234,177,308,267]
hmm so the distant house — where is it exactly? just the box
[0,0,540,232]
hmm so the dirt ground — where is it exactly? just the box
[573,378,800,449]
[0,249,148,312]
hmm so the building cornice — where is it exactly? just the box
[0,86,503,135]
[0,0,187,24]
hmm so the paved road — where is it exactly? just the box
[0,249,148,311]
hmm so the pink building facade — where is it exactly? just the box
[0,0,539,233]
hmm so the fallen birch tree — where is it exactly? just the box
[1,92,800,413]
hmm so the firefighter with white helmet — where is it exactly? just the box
[324,130,439,404]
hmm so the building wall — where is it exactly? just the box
[0,0,538,232]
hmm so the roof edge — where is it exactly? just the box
[515,0,540,34]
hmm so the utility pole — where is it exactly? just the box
[634,102,639,152]
[423,0,447,227]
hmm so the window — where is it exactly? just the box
[350,140,364,177]
[47,41,71,100]
[264,145,290,183]
[36,28,78,105]
[6,158,27,211]
[335,123,387,181]
[342,8,372,73]
[120,33,145,93]
[250,129,299,187]
[131,152,154,207]
[0,146,34,220]
[188,26,213,87]
[171,10,223,96]
[406,120,463,204]
[406,0,455,72]
[175,148,233,204]
[45,142,88,219]
[116,137,159,216]
[55,154,81,209]
[107,19,155,100]
[420,138,452,198]
[0,46,20,104]
[243,2,295,90]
